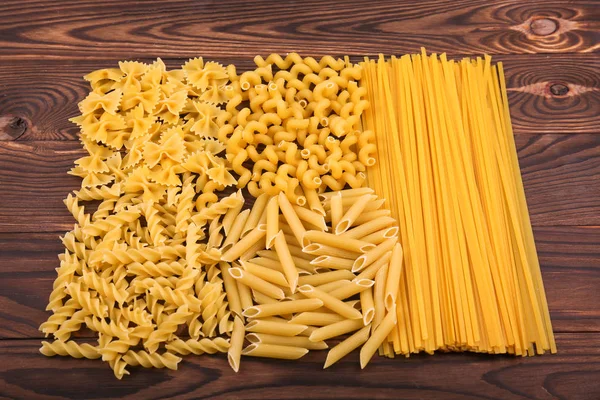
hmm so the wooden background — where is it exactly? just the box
[0,0,599,399]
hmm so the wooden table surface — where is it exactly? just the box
[0,1,599,399]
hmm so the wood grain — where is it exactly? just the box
[1,225,598,339]
[0,334,599,400]
[0,0,597,61]
[1,134,598,233]
[0,54,597,141]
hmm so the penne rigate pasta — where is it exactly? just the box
[328,278,374,300]
[243,298,324,318]
[303,231,375,253]
[266,196,279,249]
[228,316,245,373]
[246,333,328,350]
[222,224,267,262]
[288,311,346,326]
[297,284,362,320]
[309,318,365,342]
[229,267,285,300]
[335,193,373,234]
[324,325,371,368]
[242,343,308,360]
[245,319,307,337]
[298,270,356,287]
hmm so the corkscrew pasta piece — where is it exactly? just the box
[165,337,231,355]
[40,340,101,359]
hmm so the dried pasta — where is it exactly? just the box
[43,51,552,378]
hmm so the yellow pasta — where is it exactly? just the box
[246,333,328,351]
[324,325,370,369]
[229,267,285,300]
[242,343,308,360]
[45,51,552,377]
[303,230,375,253]
[360,309,397,368]
[241,260,289,287]
[228,316,245,373]
[243,298,324,318]
[245,319,307,337]
[308,318,365,342]
[273,231,299,293]
[288,311,346,326]
[221,224,267,262]
[297,285,362,320]
[265,196,280,249]
[335,193,373,234]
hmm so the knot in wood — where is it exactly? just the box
[530,18,558,36]
[550,84,569,97]
[0,116,28,140]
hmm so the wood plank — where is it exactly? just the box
[0,333,598,399]
[1,134,598,233]
[1,226,597,339]
[0,0,597,61]
[0,54,598,141]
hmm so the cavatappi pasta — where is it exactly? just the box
[41,51,554,379]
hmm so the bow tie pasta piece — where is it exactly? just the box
[116,61,150,92]
[153,90,188,125]
[143,126,186,168]
[124,105,156,140]
[183,58,228,92]
[200,83,229,105]
[207,164,237,187]
[84,68,124,86]
[185,101,226,138]
[78,89,123,116]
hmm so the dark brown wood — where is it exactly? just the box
[0,333,599,400]
[0,0,598,396]
[0,54,597,141]
[1,134,598,233]
[0,0,598,61]
[1,226,597,339]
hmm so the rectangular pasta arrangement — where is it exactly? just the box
[40,50,556,379]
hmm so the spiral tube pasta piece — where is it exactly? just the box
[122,228,146,250]
[122,350,182,370]
[100,355,127,379]
[45,251,79,311]
[101,243,162,265]
[74,183,122,201]
[64,194,90,227]
[166,337,230,355]
[240,65,273,90]
[254,53,303,69]
[142,203,166,246]
[144,305,192,353]
[39,299,78,336]
[300,169,322,189]
[149,285,202,312]
[82,208,141,237]
[176,267,200,292]
[92,198,117,221]
[53,309,90,342]
[67,282,108,318]
[60,231,89,261]
[118,305,153,327]
[85,316,131,340]
[40,340,101,359]
[127,261,184,277]
[82,270,129,305]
